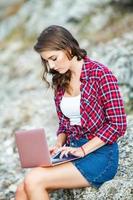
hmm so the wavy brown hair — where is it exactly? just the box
[34,25,87,93]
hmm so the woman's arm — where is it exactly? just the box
[56,132,67,146]
[81,136,105,155]
[54,91,68,137]
[94,67,127,144]
[60,136,105,158]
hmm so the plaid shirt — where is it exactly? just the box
[54,56,127,144]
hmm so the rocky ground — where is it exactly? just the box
[0,0,133,199]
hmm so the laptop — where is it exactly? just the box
[15,128,79,168]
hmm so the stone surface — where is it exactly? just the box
[111,0,133,4]
[0,0,133,200]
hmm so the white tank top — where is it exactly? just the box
[60,94,81,126]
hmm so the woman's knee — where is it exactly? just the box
[15,182,25,196]
[24,167,48,192]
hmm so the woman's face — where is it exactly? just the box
[40,50,71,74]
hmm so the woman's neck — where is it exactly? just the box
[70,56,84,80]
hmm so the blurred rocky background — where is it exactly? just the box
[0,0,133,199]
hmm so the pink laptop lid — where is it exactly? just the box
[15,128,51,168]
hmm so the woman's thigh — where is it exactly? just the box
[25,161,90,190]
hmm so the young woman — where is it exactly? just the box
[15,25,127,200]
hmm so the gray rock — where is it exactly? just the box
[0,0,112,41]
[111,0,133,5]
[0,1,133,200]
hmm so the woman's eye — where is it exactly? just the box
[52,57,57,61]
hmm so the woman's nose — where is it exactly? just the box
[48,60,55,69]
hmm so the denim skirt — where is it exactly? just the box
[70,137,119,189]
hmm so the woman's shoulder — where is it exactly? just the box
[83,56,115,80]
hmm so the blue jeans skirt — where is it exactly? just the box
[70,137,119,189]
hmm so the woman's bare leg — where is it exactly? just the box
[15,181,55,200]
[15,182,28,200]
[23,161,90,200]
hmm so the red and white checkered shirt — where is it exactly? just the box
[54,56,127,144]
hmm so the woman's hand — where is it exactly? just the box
[50,133,67,156]
[50,142,63,156]
[59,146,85,158]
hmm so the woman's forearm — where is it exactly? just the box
[82,136,106,155]
[57,133,67,146]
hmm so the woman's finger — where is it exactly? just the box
[59,147,75,158]
[49,147,55,153]
[60,151,68,159]
[60,147,84,158]
[59,148,70,158]
[50,146,60,156]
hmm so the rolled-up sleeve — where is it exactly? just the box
[54,95,67,136]
[95,68,127,144]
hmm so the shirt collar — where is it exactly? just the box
[80,56,91,81]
